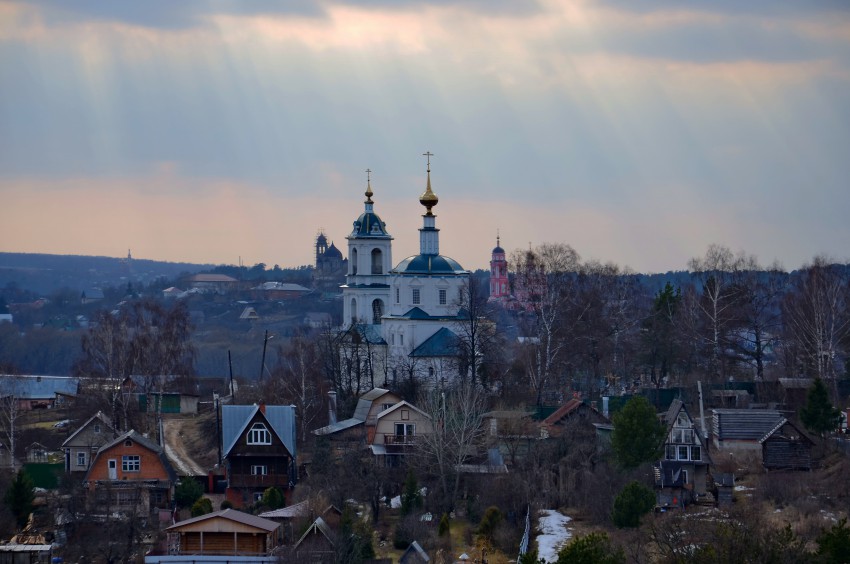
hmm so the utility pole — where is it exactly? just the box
[259,330,273,382]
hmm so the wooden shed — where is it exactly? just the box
[759,418,815,471]
[165,508,280,556]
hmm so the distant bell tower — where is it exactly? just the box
[489,233,508,300]
[315,231,329,268]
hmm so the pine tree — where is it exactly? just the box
[612,481,655,528]
[4,470,34,529]
[800,378,841,437]
[611,396,666,469]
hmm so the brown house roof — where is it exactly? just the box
[166,508,280,533]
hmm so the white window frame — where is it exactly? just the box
[247,423,272,445]
[395,423,415,437]
[122,455,140,472]
[76,451,87,467]
[412,288,421,305]
[251,465,268,475]
[438,289,447,305]
[677,445,689,461]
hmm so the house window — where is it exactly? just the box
[676,413,690,428]
[691,446,701,461]
[395,423,415,438]
[677,446,689,461]
[382,403,394,412]
[124,439,133,447]
[94,424,101,434]
[251,465,268,475]
[681,470,689,484]
[253,492,265,502]
[671,428,693,444]
[247,423,272,445]
[150,489,166,506]
[439,289,447,305]
[76,451,87,467]
[122,455,140,472]
[666,445,676,460]
[116,490,138,506]
[412,288,420,305]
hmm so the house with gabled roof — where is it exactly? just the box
[293,516,335,564]
[313,387,401,445]
[712,408,784,455]
[85,429,177,514]
[654,399,712,508]
[370,400,433,465]
[61,410,115,474]
[759,418,815,471]
[400,540,431,563]
[541,398,609,439]
[221,404,297,508]
[159,508,281,558]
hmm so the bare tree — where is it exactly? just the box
[782,257,850,383]
[0,394,19,471]
[687,244,748,382]
[511,243,581,406]
[416,381,486,511]
[454,276,500,386]
[268,332,326,443]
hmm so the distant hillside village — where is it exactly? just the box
[0,164,849,562]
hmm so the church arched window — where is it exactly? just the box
[351,248,358,275]
[372,299,383,324]
[371,249,383,274]
[350,298,357,324]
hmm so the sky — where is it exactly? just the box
[1,0,849,274]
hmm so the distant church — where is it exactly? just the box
[313,231,348,289]
[340,159,471,387]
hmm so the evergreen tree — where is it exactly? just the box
[611,396,665,469]
[175,478,203,508]
[190,497,213,517]
[557,532,625,564]
[262,487,284,509]
[612,481,655,528]
[800,378,842,437]
[400,469,422,516]
[3,470,34,529]
[816,518,850,564]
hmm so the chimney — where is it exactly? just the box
[327,391,337,425]
[602,397,609,419]
[259,402,266,415]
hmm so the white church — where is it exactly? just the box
[340,157,471,387]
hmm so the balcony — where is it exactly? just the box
[228,473,289,488]
[384,435,417,446]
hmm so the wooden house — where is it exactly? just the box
[541,398,609,438]
[712,408,784,456]
[313,387,402,449]
[293,516,335,564]
[654,399,712,508]
[400,540,430,563]
[370,401,433,465]
[0,375,79,410]
[222,404,296,508]
[61,411,115,474]
[759,418,815,471]
[85,430,177,514]
[164,508,281,556]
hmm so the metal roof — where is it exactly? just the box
[258,500,310,519]
[61,411,114,449]
[712,409,783,441]
[0,375,79,399]
[294,517,335,550]
[221,405,296,458]
[393,254,466,275]
[167,508,279,532]
[410,327,462,358]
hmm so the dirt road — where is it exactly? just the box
[162,417,208,476]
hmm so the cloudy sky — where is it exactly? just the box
[1,0,848,273]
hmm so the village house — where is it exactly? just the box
[61,411,115,474]
[313,388,402,450]
[712,408,784,458]
[541,398,610,439]
[85,430,177,514]
[292,516,335,564]
[759,418,816,471]
[222,404,297,508]
[148,509,281,561]
[654,399,712,508]
[0,375,79,410]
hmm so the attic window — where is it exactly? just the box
[124,439,133,447]
[94,424,101,434]
[247,423,272,445]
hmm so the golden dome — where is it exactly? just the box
[365,168,374,204]
[419,154,438,215]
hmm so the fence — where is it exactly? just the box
[517,504,531,563]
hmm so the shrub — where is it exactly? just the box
[612,481,655,528]
[191,497,213,517]
[175,479,203,508]
[220,499,233,510]
[478,506,503,539]
[262,487,284,509]
[400,469,422,516]
[438,513,451,537]
[556,532,624,564]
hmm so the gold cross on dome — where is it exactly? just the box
[422,151,433,170]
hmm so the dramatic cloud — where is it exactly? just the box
[1,0,848,272]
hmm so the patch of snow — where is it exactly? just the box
[733,485,753,491]
[536,509,573,563]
